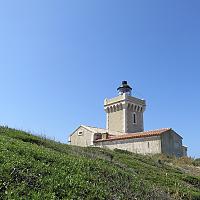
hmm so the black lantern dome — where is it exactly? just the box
[117,81,132,96]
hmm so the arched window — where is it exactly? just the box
[113,105,116,112]
[110,106,113,112]
[131,104,134,111]
[134,105,137,111]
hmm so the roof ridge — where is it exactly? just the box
[81,125,126,134]
[81,126,171,134]
[123,128,171,135]
[81,125,109,133]
[144,128,171,132]
[81,125,106,129]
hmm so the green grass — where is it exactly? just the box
[0,126,199,199]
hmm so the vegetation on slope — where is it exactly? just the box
[0,126,199,200]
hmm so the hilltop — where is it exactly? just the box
[0,126,199,199]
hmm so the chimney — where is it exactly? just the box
[102,132,108,139]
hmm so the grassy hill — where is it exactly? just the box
[0,126,199,200]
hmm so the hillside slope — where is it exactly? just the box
[0,126,199,200]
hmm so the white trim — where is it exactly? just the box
[91,133,94,146]
[106,113,109,129]
[123,107,126,132]
[123,108,126,132]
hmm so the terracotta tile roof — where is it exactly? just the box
[94,128,171,142]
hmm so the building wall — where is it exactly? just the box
[104,93,146,133]
[127,110,144,133]
[69,127,93,147]
[161,130,183,157]
[69,127,186,157]
[108,109,124,133]
[94,136,161,155]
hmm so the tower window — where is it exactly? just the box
[133,113,137,124]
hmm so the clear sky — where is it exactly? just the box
[0,0,199,157]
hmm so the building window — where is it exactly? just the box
[133,113,137,124]
[78,131,83,136]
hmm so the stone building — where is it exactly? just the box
[69,81,187,157]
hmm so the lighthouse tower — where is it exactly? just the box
[104,81,146,134]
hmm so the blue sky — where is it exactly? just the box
[0,0,199,157]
